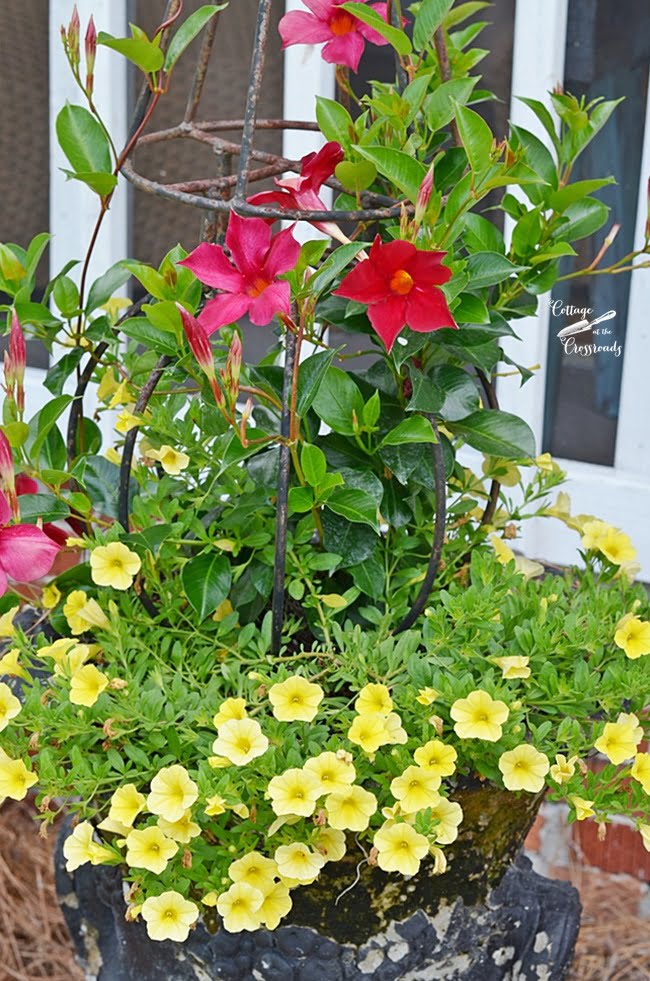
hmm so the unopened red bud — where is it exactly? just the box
[0,429,18,517]
[239,398,253,447]
[67,5,81,68]
[228,333,242,387]
[177,304,214,377]
[85,16,97,95]
[415,163,434,224]
[10,310,26,415]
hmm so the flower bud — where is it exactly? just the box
[239,398,253,447]
[85,16,97,96]
[66,5,81,69]
[0,429,18,518]
[3,352,15,403]
[10,310,26,415]
[177,303,224,407]
[415,163,434,225]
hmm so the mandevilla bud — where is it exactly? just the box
[0,428,18,518]
[67,5,81,69]
[415,163,434,225]
[10,310,26,416]
[85,16,97,96]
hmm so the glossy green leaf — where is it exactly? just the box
[380,415,437,447]
[455,103,493,173]
[97,33,164,72]
[341,2,412,54]
[450,409,536,459]
[413,0,454,49]
[425,77,477,131]
[548,177,616,214]
[316,97,353,147]
[27,395,73,467]
[63,170,118,197]
[18,493,70,524]
[312,367,364,435]
[87,262,132,314]
[301,444,327,487]
[552,197,609,242]
[325,488,379,530]
[461,213,505,254]
[307,243,367,297]
[296,348,336,417]
[356,146,427,203]
[164,5,225,71]
[466,252,527,289]
[56,104,113,176]
[181,551,232,620]
[52,275,80,317]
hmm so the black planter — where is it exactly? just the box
[55,830,580,981]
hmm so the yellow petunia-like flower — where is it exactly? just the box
[550,754,578,785]
[493,656,531,680]
[274,842,325,884]
[257,881,292,930]
[373,821,430,876]
[414,739,457,778]
[267,767,321,818]
[354,683,393,717]
[0,756,37,800]
[69,664,109,707]
[63,822,113,872]
[217,881,264,933]
[213,697,247,729]
[63,591,110,635]
[570,796,595,821]
[125,826,178,874]
[0,681,21,730]
[383,712,408,745]
[115,408,142,434]
[141,891,199,943]
[594,719,642,765]
[490,534,515,565]
[0,607,17,636]
[211,718,269,767]
[315,827,347,863]
[580,519,611,551]
[416,687,438,706]
[91,543,142,591]
[229,852,278,893]
[347,714,391,754]
[268,675,324,723]
[147,765,198,823]
[158,810,201,844]
[108,784,146,828]
[148,445,190,476]
[391,766,441,813]
[429,797,464,844]
[498,744,550,793]
[0,648,28,679]
[450,690,509,742]
[614,616,650,660]
[205,794,227,816]
[639,824,650,853]
[599,528,637,566]
[304,751,356,796]
[325,785,378,832]
[631,754,650,795]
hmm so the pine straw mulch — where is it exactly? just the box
[0,800,648,981]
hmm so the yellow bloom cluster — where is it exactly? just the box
[581,520,637,567]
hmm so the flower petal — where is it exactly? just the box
[198,294,251,335]
[178,243,244,292]
[248,281,291,326]
[16,474,39,496]
[246,188,296,217]
[356,3,391,44]
[322,32,366,72]
[0,525,60,583]
[225,213,272,281]
[367,295,408,352]
[334,256,389,304]
[373,239,417,279]
[406,287,458,333]
[278,10,332,47]
[263,226,301,279]
[406,250,452,287]
[297,142,345,192]
[0,491,12,526]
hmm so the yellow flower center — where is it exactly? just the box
[110,558,126,571]
[330,10,356,35]
[238,740,251,754]
[390,269,414,296]
[164,909,177,920]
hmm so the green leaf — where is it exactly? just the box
[24,233,51,281]
[355,146,427,204]
[301,444,327,487]
[45,349,84,396]
[529,242,577,265]
[461,213,505,254]
[63,170,118,197]
[27,395,73,467]
[413,0,454,49]
[56,104,113,176]
[455,103,493,173]
[547,177,616,214]
[164,5,225,71]
[87,262,132,314]
[450,409,536,458]
[431,365,481,421]
[349,551,385,599]
[288,486,314,513]
[552,197,609,242]
[511,209,543,257]
[466,252,527,289]
[312,367,364,436]
[97,33,165,72]
[335,161,378,193]
[315,97,353,147]
[425,77,477,131]
[122,260,173,300]
[322,511,377,565]
[406,370,444,413]
[121,317,178,356]
[363,391,381,428]
[454,293,490,325]
[325,488,379,530]
[443,2,490,28]
[517,96,561,152]
[2,422,29,448]
[18,493,69,524]
[181,551,231,620]
[296,348,336,417]
[52,275,80,317]
[307,243,367,298]
[341,2,412,54]
[380,415,437,447]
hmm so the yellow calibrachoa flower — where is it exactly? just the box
[158,810,202,844]
[414,739,457,778]
[0,757,37,800]
[205,794,227,816]
[217,881,264,933]
[570,796,595,821]
[229,852,278,893]
[213,697,247,728]
[416,687,438,706]
[498,744,550,793]
[0,607,16,636]
[391,766,441,813]
[268,675,324,723]
[125,826,178,874]
[97,815,132,837]
[580,519,610,550]
[69,664,109,707]
[147,765,198,823]
[325,785,378,831]
[429,798,464,844]
[0,648,28,679]
[63,591,110,635]
[354,683,393,716]
[105,447,121,465]
[91,542,142,590]
[142,891,199,942]
[316,827,347,863]
[211,718,269,766]
[640,825,650,852]
[115,408,142,434]
[267,767,321,817]
[614,616,650,659]
[493,656,531,680]
[202,891,219,907]
[274,843,325,884]
[54,643,96,677]
[373,821,430,876]
[483,456,521,486]
[383,712,408,745]
[550,754,578,785]
[631,754,650,794]
[108,784,146,828]
[258,881,292,930]
[347,714,391,754]
[0,681,21,730]
[450,690,509,742]
[594,719,641,765]
[490,534,515,565]
[430,845,447,875]
[39,637,76,662]
[63,822,113,871]
[600,527,637,565]
[148,445,190,475]
[304,751,356,795]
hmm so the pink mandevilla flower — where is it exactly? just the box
[0,489,60,596]
[248,141,344,236]
[334,235,457,353]
[279,0,390,73]
[178,212,300,334]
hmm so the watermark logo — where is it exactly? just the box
[549,301,622,358]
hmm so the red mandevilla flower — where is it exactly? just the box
[334,236,457,352]
[178,213,300,334]
[0,489,60,596]
[248,142,344,236]
[279,0,390,73]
